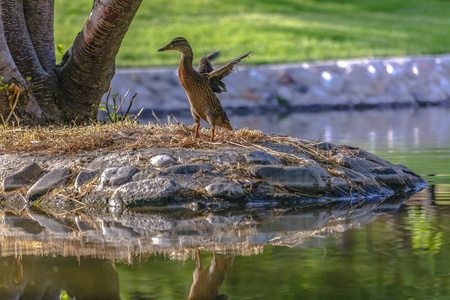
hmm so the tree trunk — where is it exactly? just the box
[0,0,143,125]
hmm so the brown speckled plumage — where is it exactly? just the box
[158,37,251,141]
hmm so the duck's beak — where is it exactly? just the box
[157,43,172,52]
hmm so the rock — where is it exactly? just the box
[131,168,155,181]
[314,142,336,151]
[370,166,404,185]
[278,71,295,85]
[245,151,281,165]
[205,182,245,199]
[2,162,42,191]
[150,154,176,167]
[100,166,137,187]
[335,167,372,184]
[75,171,99,189]
[27,167,70,201]
[321,71,344,93]
[164,164,212,174]
[251,165,331,189]
[331,153,351,168]
[111,178,182,207]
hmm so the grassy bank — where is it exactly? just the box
[54,0,450,67]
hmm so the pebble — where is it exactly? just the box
[2,162,42,191]
[100,166,137,187]
[205,182,245,199]
[164,164,212,174]
[75,170,99,189]
[111,178,182,207]
[245,151,281,165]
[150,154,176,167]
[27,167,70,201]
[251,165,330,189]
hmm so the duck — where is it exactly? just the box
[158,37,251,141]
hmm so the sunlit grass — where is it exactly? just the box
[54,0,450,67]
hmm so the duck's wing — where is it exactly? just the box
[207,51,252,82]
[198,51,220,74]
[198,51,228,93]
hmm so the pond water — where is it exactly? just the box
[1,106,450,300]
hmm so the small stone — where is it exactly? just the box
[164,164,212,174]
[75,171,99,189]
[321,71,344,93]
[329,177,348,189]
[100,166,137,187]
[314,142,336,150]
[278,71,296,85]
[205,183,245,199]
[2,162,42,191]
[27,167,70,201]
[131,168,155,181]
[150,154,176,167]
[111,178,182,207]
[245,151,281,165]
[371,166,404,185]
[251,165,331,189]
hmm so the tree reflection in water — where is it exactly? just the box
[0,256,119,299]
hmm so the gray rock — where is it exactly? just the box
[26,167,70,201]
[335,167,374,184]
[131,168,155,181]
[100,166,137,187]
[321,71,344,93]
[164,164,212,174]
[329,177,348,189]
[245,151,281,165]
[150,154,176,167]
[205,182,245,199]
[2,162,42,191]
[75,170,99,189]
[370,166,404,185]
[111,178,182,207]
[251,165,330,189]
[313,142,336,151]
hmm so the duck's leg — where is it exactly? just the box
[197,249,202,269]
[211,126,215,142]
[191,108,201,138]
[195,122,200,138]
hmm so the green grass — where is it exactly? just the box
[54,0,450,67]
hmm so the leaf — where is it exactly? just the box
[57,44,64,55]
[26,76,32,81]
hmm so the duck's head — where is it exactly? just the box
[157,37,192,54]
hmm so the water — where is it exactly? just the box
[1,106,450,299]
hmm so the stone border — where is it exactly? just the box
[107,54,450,115]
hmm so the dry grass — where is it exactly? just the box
[0,121,332,164]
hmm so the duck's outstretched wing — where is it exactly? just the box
[198,52,227,93]
[198,51,220,74]
[207,51,252,83]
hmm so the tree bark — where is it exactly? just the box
[0,0,143,125]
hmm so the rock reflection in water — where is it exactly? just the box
[0,195,412,260]
[0,194,418,299]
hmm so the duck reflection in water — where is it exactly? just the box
[187,249,234,300]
